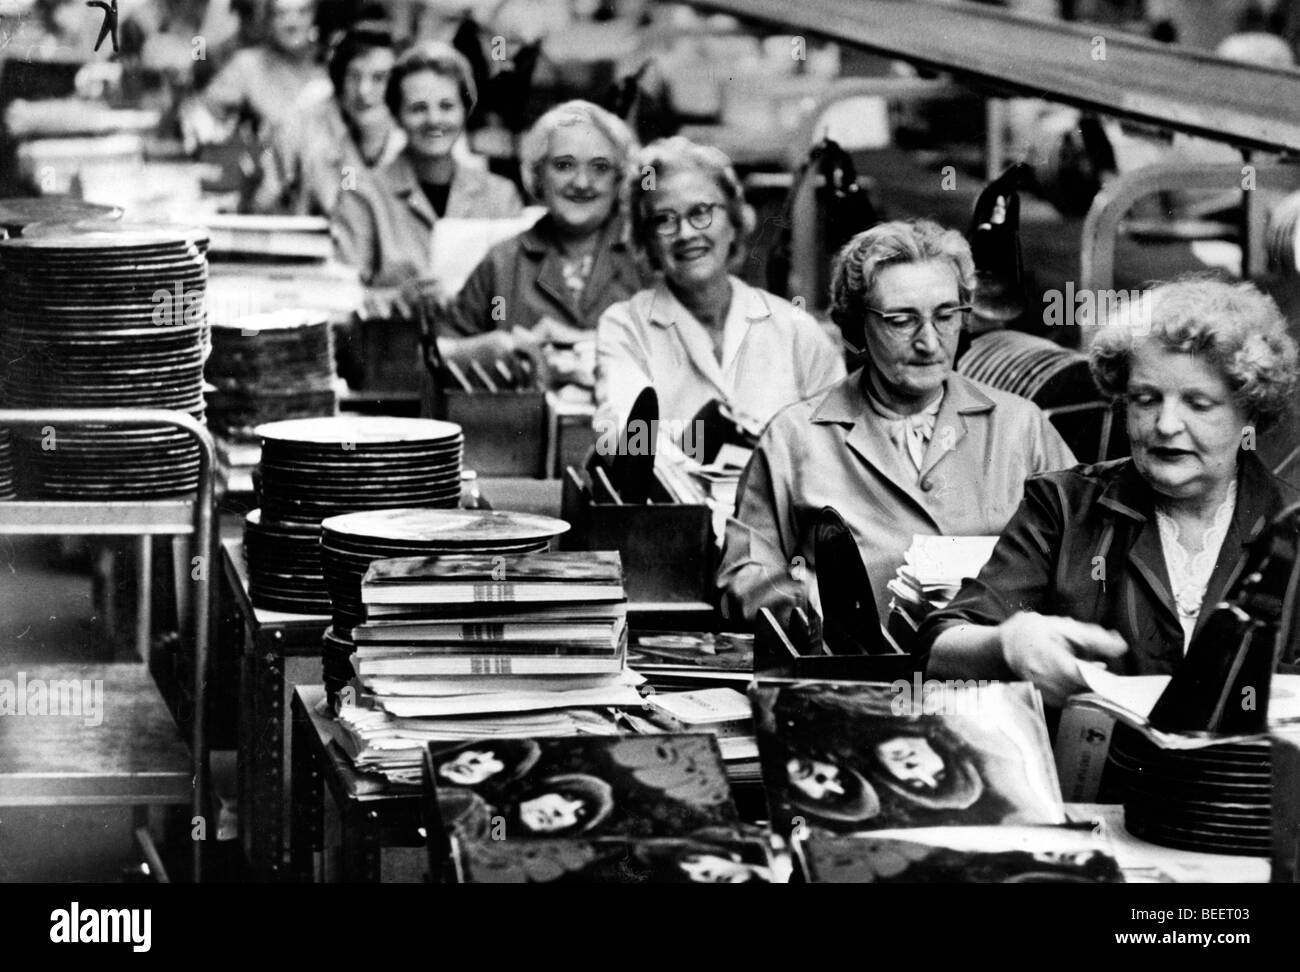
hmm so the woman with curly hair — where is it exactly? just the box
[920,276,1300,705]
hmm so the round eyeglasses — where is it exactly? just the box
[647,202,727,237]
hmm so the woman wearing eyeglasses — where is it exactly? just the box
[718,219,1075,627]
[594,136,845,460]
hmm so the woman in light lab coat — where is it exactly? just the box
[595,137,845,463]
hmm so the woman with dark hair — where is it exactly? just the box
[920,276,1300,706]
[253,22,403,215]
[331,41,522,297]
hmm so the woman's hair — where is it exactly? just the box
[828,218,976,343]
[517,100,638,203]
[1089,275,1299,430]
[623,135,755,269]
[513,773,614,836]
[327,22,394,100]
[385,41,477,119]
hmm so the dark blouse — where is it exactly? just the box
[916,453,1299,676]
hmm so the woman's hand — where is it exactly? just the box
[437,328,550,389]
[531,316,591,348]
[997,612,1128,707]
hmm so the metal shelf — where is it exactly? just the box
[0,408,215,882]
[0,499,198,535]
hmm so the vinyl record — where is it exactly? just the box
[0,196,122,233]
[213,309,330,333]
[256,415,462,448]
[319,508,569,546]
[249,589,333,616]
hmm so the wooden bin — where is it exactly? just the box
[443,389,552,478]
[561,469,717,629]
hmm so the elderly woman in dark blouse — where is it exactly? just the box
[919,277,1300,706]
[435,99,648,384]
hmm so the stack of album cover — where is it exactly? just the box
[885,535,998,632]
[748,679,1124,882]
[619,687,761,783]
[333,551,646,786]
[423,734,773,883]
[625,631,754,690]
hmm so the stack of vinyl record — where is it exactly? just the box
[1106,726,1271,855]
[957,329,1094,406]
[318,508,570,700]
[0,428,15,499]
[0,223,210,498]
[244,416,463,614]
[0,196,122,237]
[206,310,338,442]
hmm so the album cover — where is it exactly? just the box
[424,733,740,846]
[799,826,1123,884]
[750,679,1065,836]
[453,830,773,884]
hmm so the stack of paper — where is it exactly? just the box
[886,535,998,629]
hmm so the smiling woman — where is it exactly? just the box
[331,42,523,291]
[594,136,846,457]
[433,100,648,385]
[919,276,1300,704]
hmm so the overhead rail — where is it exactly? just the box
[690,0,1300,154]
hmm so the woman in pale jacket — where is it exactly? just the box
[594,136,845,462]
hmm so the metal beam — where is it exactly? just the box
[691,0,1300,153]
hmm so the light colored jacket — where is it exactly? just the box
[718,369,1077,622]
[594,277,845,450]
[331,150,523,289]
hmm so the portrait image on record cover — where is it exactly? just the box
[750,681,1065,836]
[454,829,774,884]
[800,829,1123,884]
[427,734,740,842]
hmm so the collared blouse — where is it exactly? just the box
[594,276,846,447]
[916,453,1299,675]
[439,214,649,337]
[719,369,1076,622]
[331,150,524,289]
